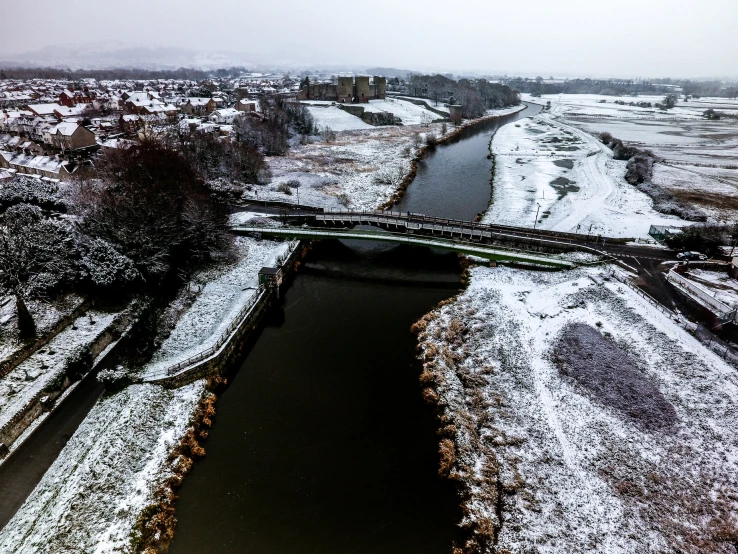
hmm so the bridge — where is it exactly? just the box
[233,208,649,270]
[232,225,580,269]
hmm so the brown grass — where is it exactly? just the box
[438,438,457,477]
[131,390,217,553]
[670,188,738,211]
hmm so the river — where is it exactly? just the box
[169,103,542,553]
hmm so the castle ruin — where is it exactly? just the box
[298,76,386,103]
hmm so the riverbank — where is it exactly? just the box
[484,111,691,238]
[412,96,738,551]
[0,235,294,551]
[416,265,738,552]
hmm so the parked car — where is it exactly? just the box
[676,251,707,261]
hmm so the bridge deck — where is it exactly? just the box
[233,226,578,268]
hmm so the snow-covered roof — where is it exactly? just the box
[54,122,80,136]
[186,97,213,106]
[27,103,62,116]
[213,108,239,117]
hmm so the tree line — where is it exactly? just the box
[407,74,520,118]
[505,77,738,99]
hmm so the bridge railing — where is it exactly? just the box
[314,209,633,244]
[144,286,267,382]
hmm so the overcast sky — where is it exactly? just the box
[3,0,737,78]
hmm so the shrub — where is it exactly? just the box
[599,131,613,145]
[663,223,732,256]
[277,182,292,195]
[625,154,653,184]
[64,344,93,381]
[321,126,337,143]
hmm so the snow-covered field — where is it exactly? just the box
[485,113,690,238]
[0,381,203,553]
[361,98,444,125]
[417,265,738,553]
[527,94,738,221]
[306,105,373,131]
[254,125,429,210]
[306,97,444,131]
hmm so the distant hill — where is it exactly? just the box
[0,43,257,71]
[362,67,420,78]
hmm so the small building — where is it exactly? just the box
[649,225,682,245]
[209,108,240,124]
[179,97,217,115]
[49,122,96,151]
[235,99,258,112]
[258,267,283,288]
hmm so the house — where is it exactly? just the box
[0,151,69,180]
[49,122,96,151]
[119,114,141,134]
[235,99,258,112]
[53,105,87,120]
[58,88,94,107]
[179,97,216,115]
[209,108,240,124]
[139,103,179,118]
[123,92,163,114]
[27,103,63,118]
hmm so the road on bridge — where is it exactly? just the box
[231,203,720,326]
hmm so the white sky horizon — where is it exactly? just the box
[2,0,737,79]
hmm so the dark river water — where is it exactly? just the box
[170,103,541,553]
[396,103,542,220]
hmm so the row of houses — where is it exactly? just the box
[0,113,97,151]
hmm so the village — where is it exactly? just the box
[0,73,414,181]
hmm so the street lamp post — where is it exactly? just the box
[533,203,541,230]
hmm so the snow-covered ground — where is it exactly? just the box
[306,97,445,131]
[361,98,443,125]
[0,294,84,368]
[255,104,528,212]
[485,113,690,238]
[417,265,738,553]
[0,309,117,432]
[0,381,203,553]
[681,267,738,309]
[306,105,373,131]
[254,125,427,210]
[141,236,290,380]
[526,94,738,221]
